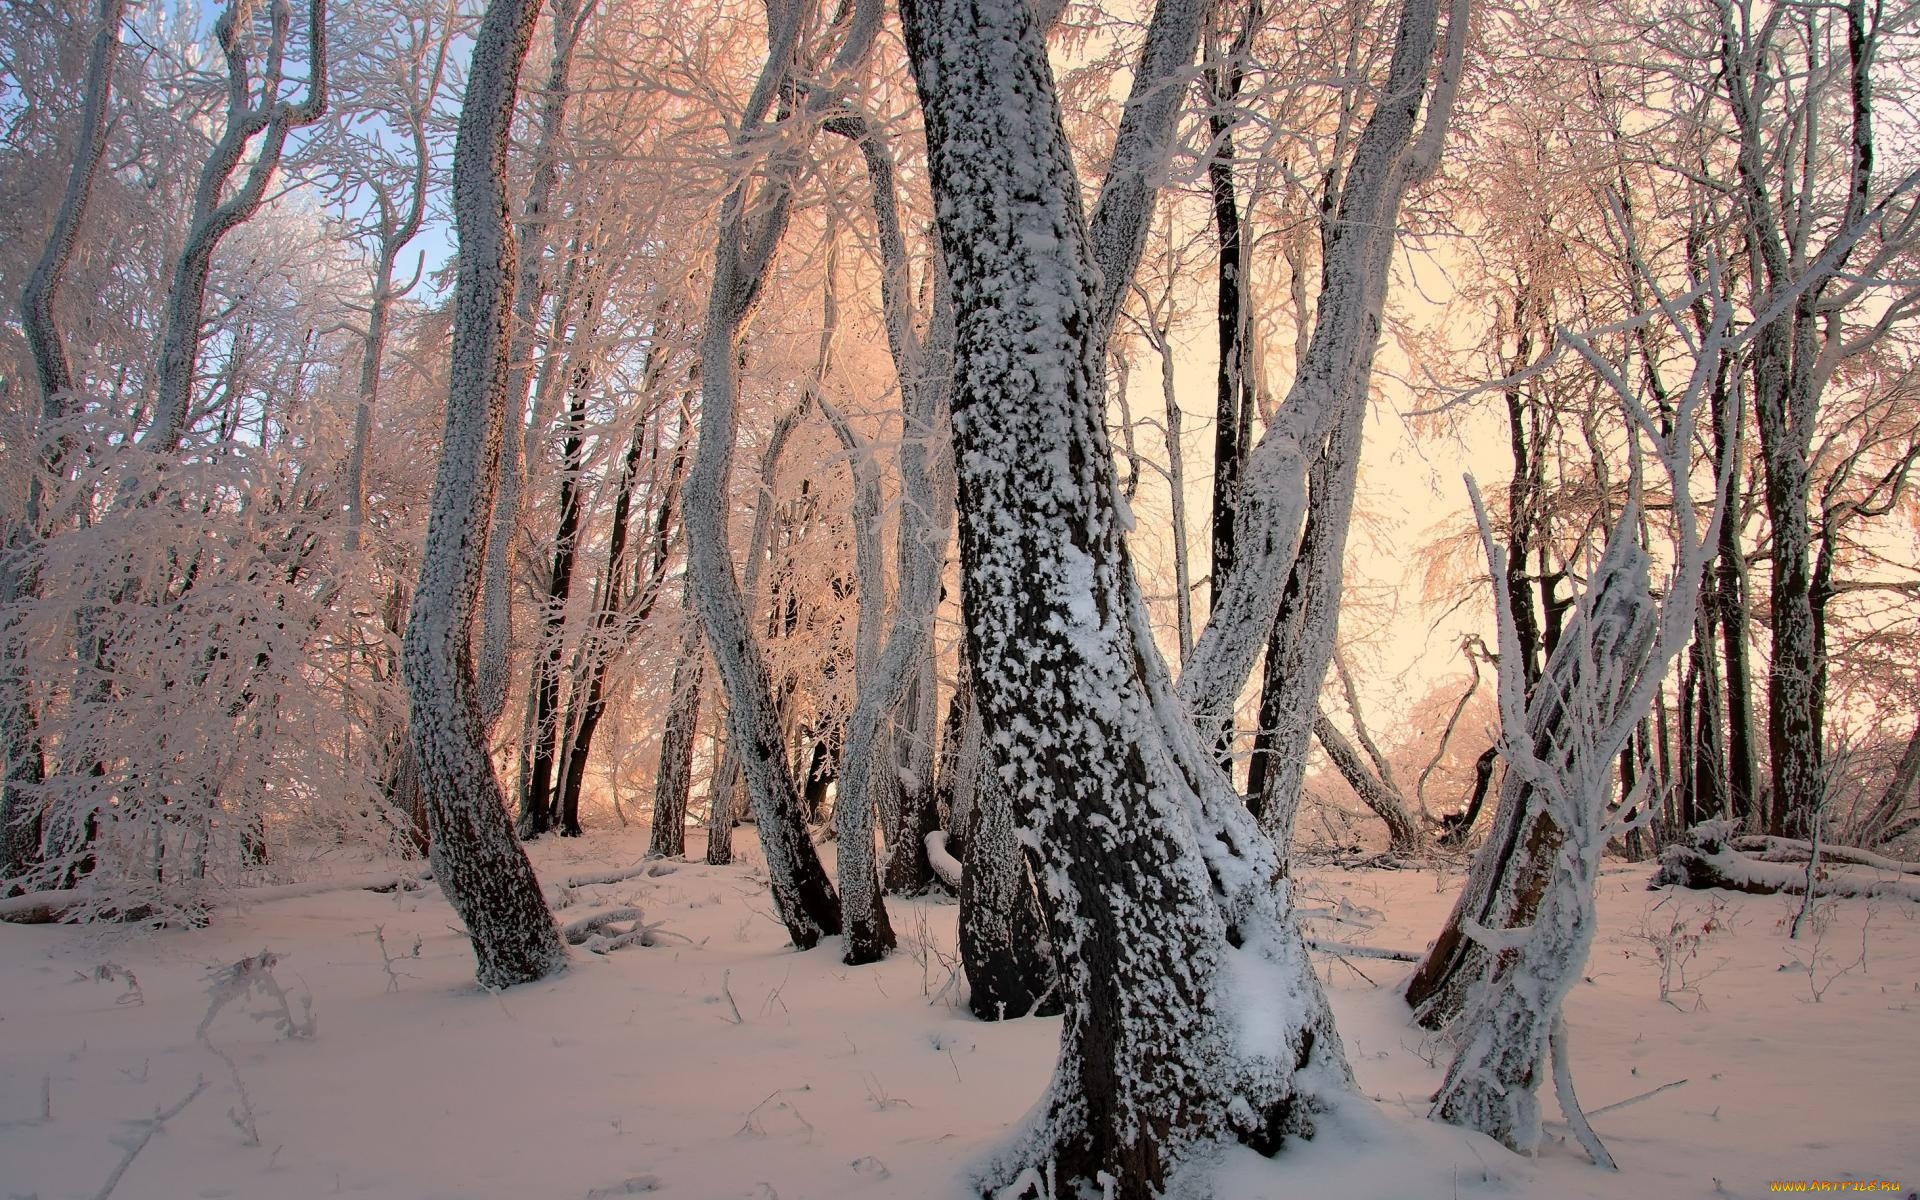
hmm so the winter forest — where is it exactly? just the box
[2,0,1919,1195]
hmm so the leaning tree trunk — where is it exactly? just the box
[399,0,564,991]
[1431,517,1658,1155]
[1312,711,1423,855]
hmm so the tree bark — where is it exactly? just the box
[477,0,587,729]
[400,0,564,990]
[681,0,875,950]
[900,0,1361,1189]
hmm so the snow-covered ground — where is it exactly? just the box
[2,829,1915,1200]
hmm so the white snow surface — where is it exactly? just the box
[3,831,1915,1199]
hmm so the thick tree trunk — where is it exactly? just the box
[899,0,1371,1190]
[399,0,564,991]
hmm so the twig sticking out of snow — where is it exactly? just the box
[196,951,314,1042]
[584,1176,661,1197]
[90,1076,207,1200]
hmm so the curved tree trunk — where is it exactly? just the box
[477,0,587,729]
[400,0,564,991]
[680,0,879,950]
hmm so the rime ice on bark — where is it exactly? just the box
[1429,251,1742,1153]
[1430,506,1658,1156]
[897,2,1356,1193]
[400,0,564,991]
[682,0,884,950]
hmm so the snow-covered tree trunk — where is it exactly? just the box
[400,0,565,991]
[899,1,1352,1190]
[1203,0,1467,839]
[1176,0,1463,757]
[821,395,896,963]
[884,652,943,895]
[681,0,882,950]
[1430,510,1658,1156]
[477,0,587,730]
[1428,233,1762,1155]
[4,0,129,885]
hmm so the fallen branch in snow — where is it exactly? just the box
[564,860,676,890]
[1653,824,1920,903]
[90,1076,207,1200]
[0,1075,51,1127]
[1305,939,1422,962]
[924,831,964,890]
[0,871,429,925]
[1731,835,1920,877]
[1585,1075,1688,1119]
[561,907,683,954]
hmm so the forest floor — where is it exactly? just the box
[1,826,1916,1200]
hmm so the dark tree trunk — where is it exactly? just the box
[1438,746,1498,848]
[519,316,595,838]
[1711,370,1761,827]
[1311,711,1423,854]
[959,734,1061,1021]
[1204,3,1258,621]
[652,593,705,859]
[800,738,834,825]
